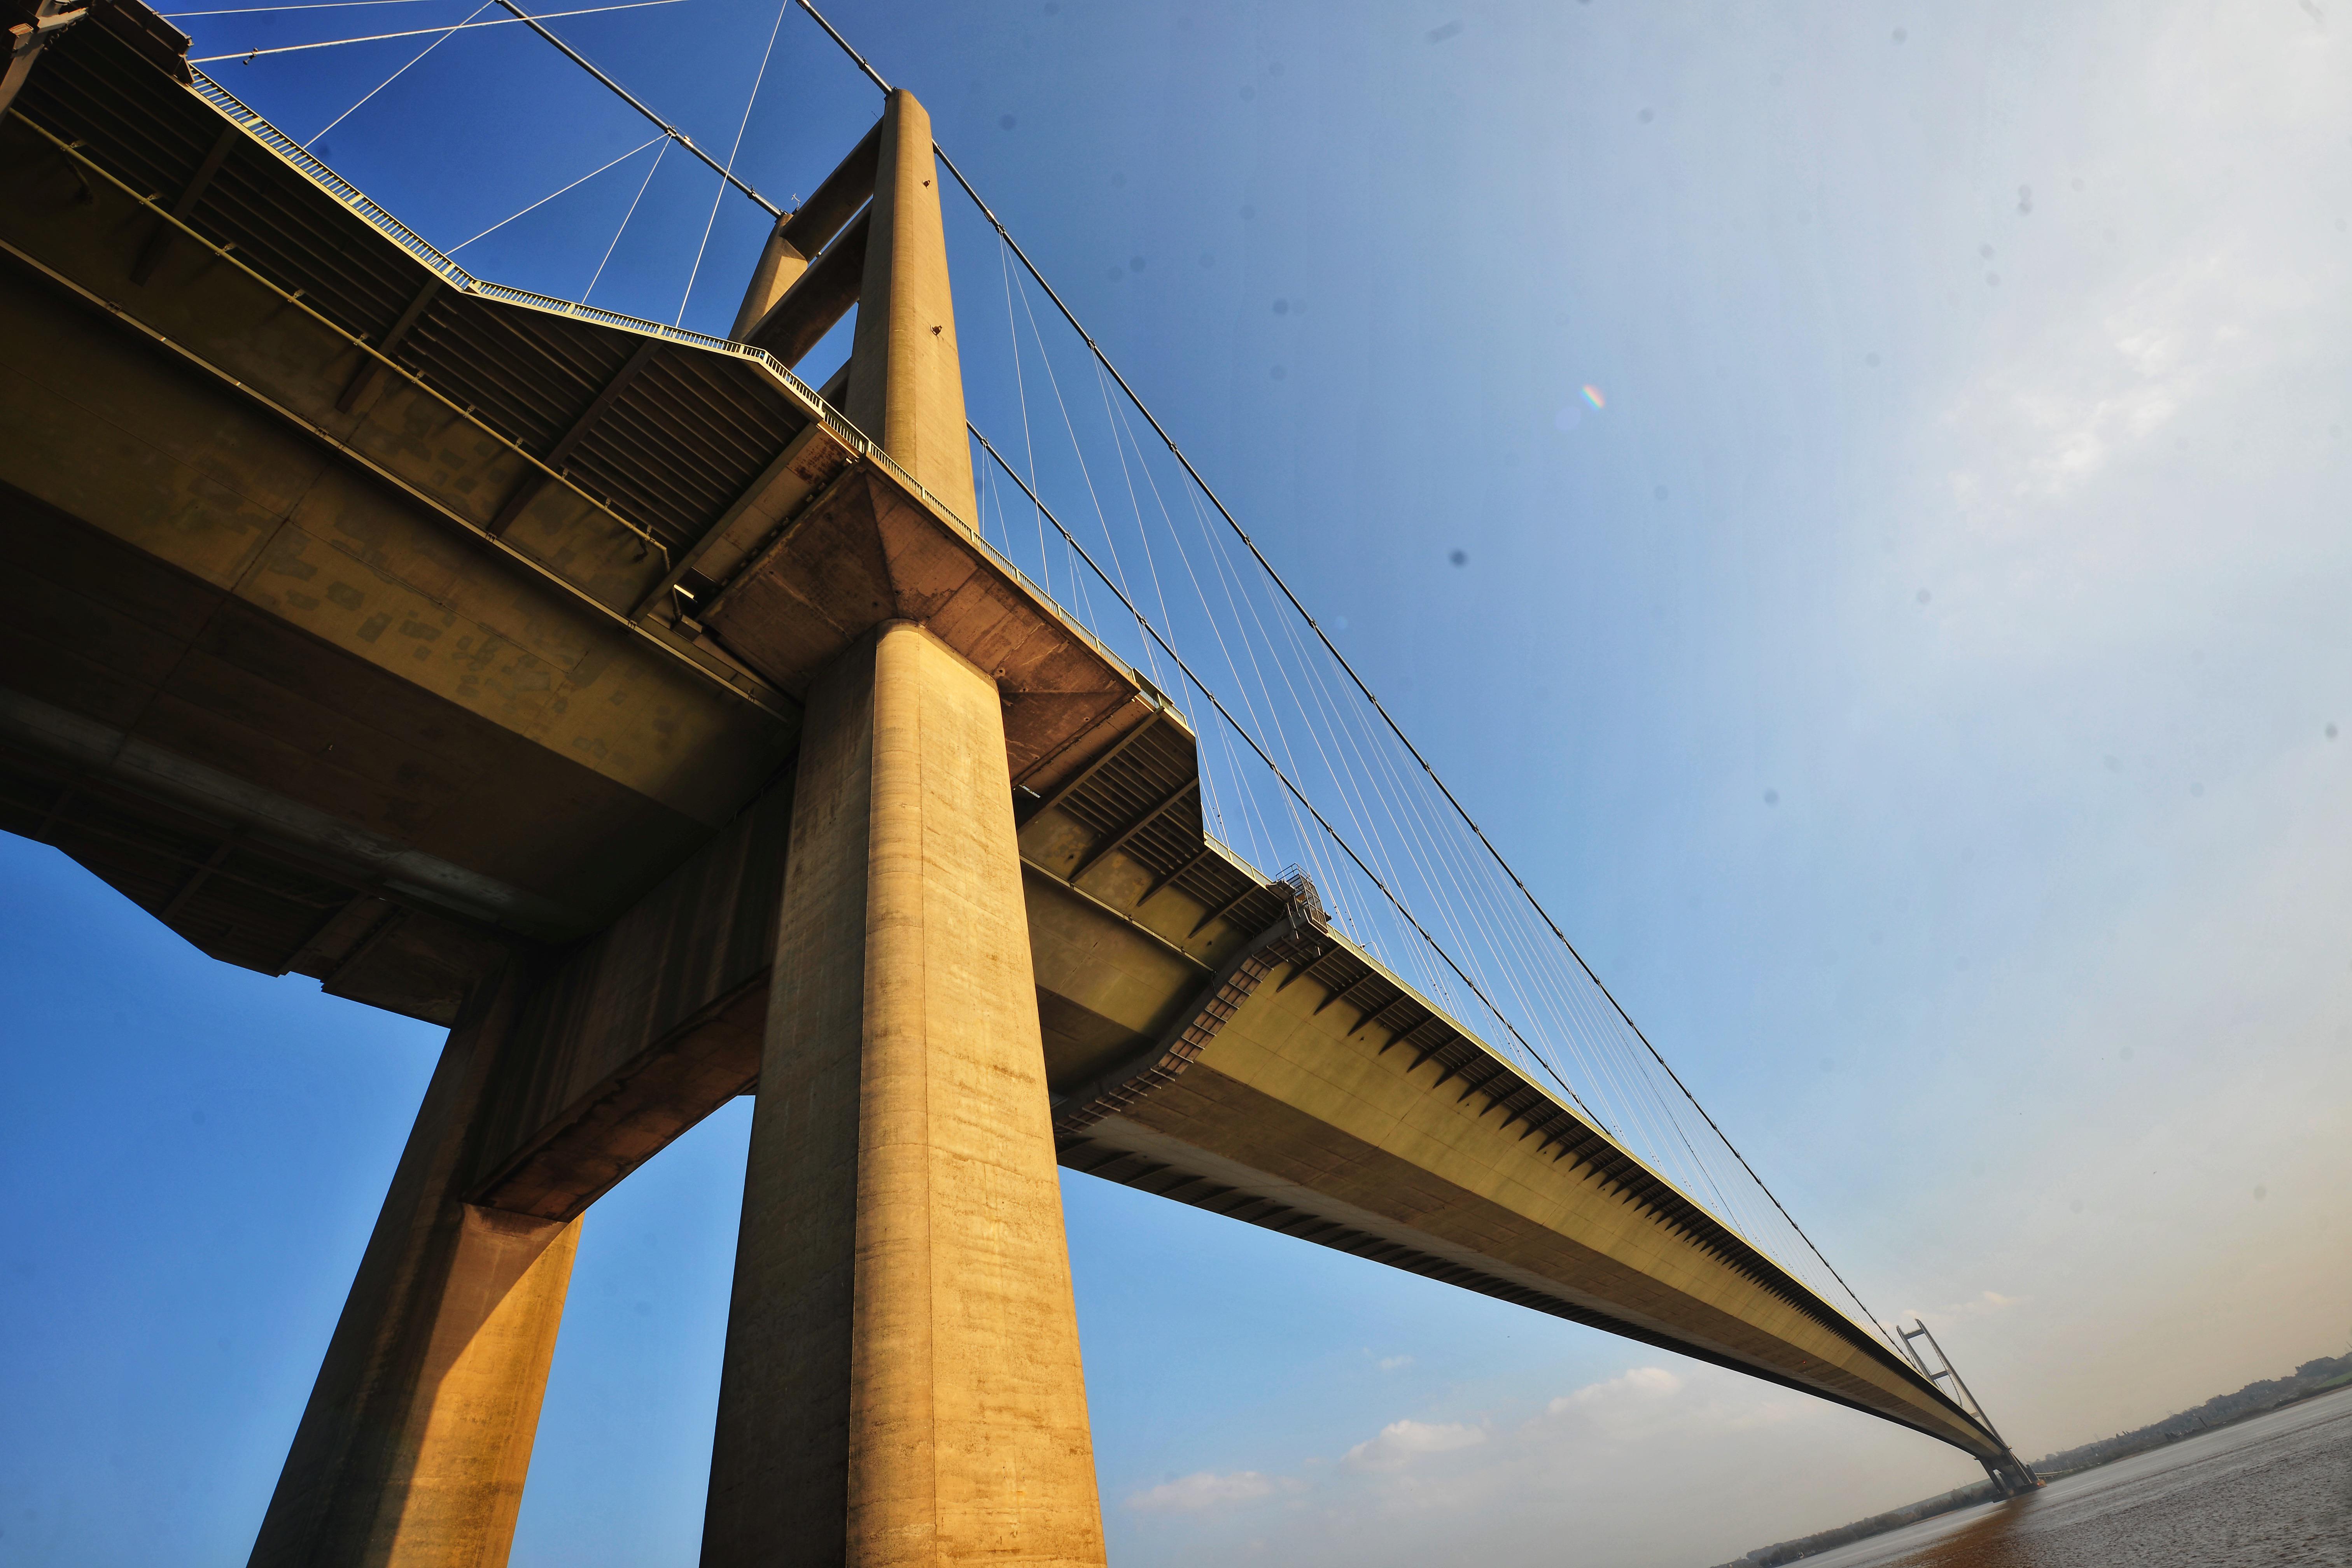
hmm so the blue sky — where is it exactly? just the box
[7,2,2352,1565]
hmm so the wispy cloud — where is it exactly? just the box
[1546,1364,1683,1414]
[1123,1471,1279,1515]
[1341,1418,1486,1472]
[1108,1362,1844,1563]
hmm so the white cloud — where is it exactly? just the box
[1123,1471,1278,1515]
[1341,1419,1487,1472]
[1377,1355,1415,1372]
[1933,242,2301,560]
[1104,1363,1864,1564]
[1547,1365,1683,1415]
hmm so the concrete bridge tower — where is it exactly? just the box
[245,90,1109,1568]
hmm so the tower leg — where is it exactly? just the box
[1981,1455,2040,1497]
[846,89,977,525]
[702,620,1107,1568]
[249,966,579,1567]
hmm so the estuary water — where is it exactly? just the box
[1788,1383,2352,1568]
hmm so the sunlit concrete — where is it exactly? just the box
[704,621,1106,1567]
[247,968,578,1568]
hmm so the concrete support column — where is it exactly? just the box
[702,620,1106,1568]
[250,966,579,1568]
[846,90,978,525]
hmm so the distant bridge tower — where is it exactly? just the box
[1899,1319,2039,1496]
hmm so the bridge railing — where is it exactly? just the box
[185,69,1171,787]
[183,76,856,437]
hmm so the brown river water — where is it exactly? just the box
[1783,1383,2352,1568]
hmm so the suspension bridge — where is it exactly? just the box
[0,0,2037,1562]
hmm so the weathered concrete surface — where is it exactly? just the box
[0,272,776,859]
[846,91,976,527]
[696,458,1151,793]
[704,622,1106,1568]
[248,966,580,1568]
[0,88,800,1024]
[0,455,723,932]
[469,779,795,1220]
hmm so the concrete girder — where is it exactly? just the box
[128,118,236,285]
[741,205,869,370]
[1010,842,2011,1463]
[464,777,791,1219]
[628,421,861,626]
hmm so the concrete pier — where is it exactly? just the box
[702,622,1106,1567]
[248,967,578,1568]
[707,86,1106,1568]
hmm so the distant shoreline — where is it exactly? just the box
[2033,1372,2352,1482]
[1709,1354,2352,1567]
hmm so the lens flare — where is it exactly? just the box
[1582,384,1605,409]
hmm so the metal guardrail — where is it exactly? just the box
[185,72,453,272]
[184,66,1138,701]
[186,72,831,390]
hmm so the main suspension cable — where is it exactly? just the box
[970,422,1605,1132]
[791,0,1900,1356]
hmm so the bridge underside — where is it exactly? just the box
[0,5,2016,1561]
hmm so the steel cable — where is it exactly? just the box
[788,0,1900,1351]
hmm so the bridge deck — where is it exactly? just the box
[0,0,2007,1475]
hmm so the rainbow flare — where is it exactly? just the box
[1582,384,1605,410]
